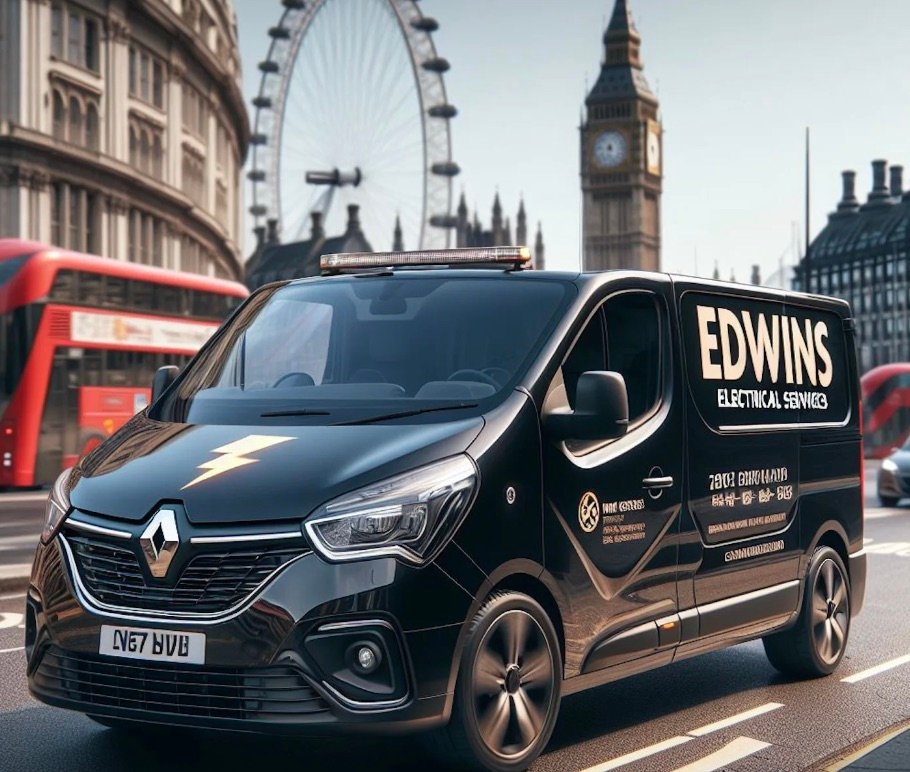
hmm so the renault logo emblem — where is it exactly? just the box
[139,509,179,578]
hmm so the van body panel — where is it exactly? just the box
[67,413,484,523]
[542,273,684,677]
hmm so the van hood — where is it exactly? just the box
[69,413,484,524]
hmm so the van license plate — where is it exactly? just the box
[99,625,205,665]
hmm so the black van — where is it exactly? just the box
[27,247,865,771]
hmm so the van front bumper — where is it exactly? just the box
[25,535,469,735]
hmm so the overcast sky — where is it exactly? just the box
[234,0,910,279]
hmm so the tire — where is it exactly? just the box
[763,546,851,678]
[428,592,561,772]
[879,495,900,507]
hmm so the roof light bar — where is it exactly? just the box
[320,246,531,274]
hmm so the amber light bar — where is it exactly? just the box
[320,246,531,274]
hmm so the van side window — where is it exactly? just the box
[603,293,661,423]
[561,292,661,425]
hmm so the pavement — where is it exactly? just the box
[0,461,908,770]
[0,490,45,591]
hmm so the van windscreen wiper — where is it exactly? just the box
[335,403,478,426]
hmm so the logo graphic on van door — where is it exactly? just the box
[578,491,600,533]
[182,435,296,489]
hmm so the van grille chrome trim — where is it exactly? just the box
[58,535,309,624]
[189,531,301,544]
[64,518,132,540]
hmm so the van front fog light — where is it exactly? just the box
[304,455,478,565]
[354,643,381,674]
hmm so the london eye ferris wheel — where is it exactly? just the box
[248,0,460,251]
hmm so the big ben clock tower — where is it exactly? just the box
[581,0,662,272]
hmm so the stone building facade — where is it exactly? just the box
[797,160,910,372]
[0,0,249,279]
[455,193,545,269]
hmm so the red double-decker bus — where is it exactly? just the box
[861,363,910,458]
[0,239,248,487]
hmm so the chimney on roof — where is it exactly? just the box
[345,203,361,234]
[836,170,860,214]
[751,264,761,285]
[254,225,266,248]
[865,159,892,206]
[310,210,324,241]
[891,165,904,198]
[266,218,280,244]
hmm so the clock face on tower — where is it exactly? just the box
[647,120,661,175]
[593,130,627,168]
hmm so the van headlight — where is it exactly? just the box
[304,455,478,565]
[41,468,73,545]
[882,458,899,473]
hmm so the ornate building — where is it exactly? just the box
[0,0,249,279]
[245,205,372,289]
[455,193,545,269]
[797,160,910,372]
[581,0,661,272]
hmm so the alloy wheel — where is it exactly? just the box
[811,557,849,666]
[470,609,556,761]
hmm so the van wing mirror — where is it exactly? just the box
[544,371,630,441]
[151,365,179,404]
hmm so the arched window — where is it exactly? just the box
[139,130,150,175]
[129,125,139,168]
[152,133,163,179]
[68,96,82,146]
[52,90,66,140]
[85,102,99,150]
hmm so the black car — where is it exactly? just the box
[27,247,866,771]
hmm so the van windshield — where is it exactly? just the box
[155,275,572,425]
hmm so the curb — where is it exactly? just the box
[822,721,910,771]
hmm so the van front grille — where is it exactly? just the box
[66,533,306,614]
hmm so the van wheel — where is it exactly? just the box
[879,495,899,507]
[763,547,851,678]
[435,592,561,771]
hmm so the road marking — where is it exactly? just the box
[862,541,910,556]
[0,646,24,655]
[0,563,31,579]
[0,492,49,502]
[0,613,24,629]
[670,736,770,772]
[0,534,40,548]
[580,703,782,771]
[865,508,904,520]
[842,653,910,683]
[0,592,26,601]
[580,736,694,772]
[688,702,783,737]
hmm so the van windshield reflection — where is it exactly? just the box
[156,275,572,425]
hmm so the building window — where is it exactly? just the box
[68,96,83,146]
[182,84,207,138]
[128,209,166,267]
[85,102,99,150]
[181,146,206,207]
[215,181,227,225]
[51,3,99,72]
[52,89,66,140]
[50,181,98,253]
[215,121,229,171]
[129,45,167,110]
[50,81,101,150]
[128,117,165,179]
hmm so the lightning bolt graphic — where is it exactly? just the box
[182,434,295,490]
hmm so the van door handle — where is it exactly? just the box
[642,476,674,490]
